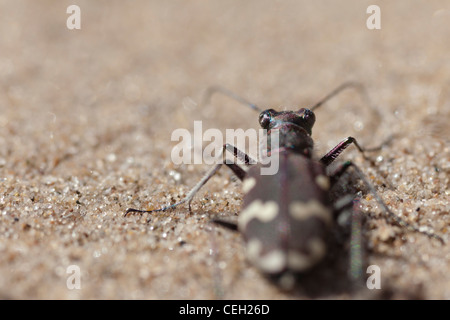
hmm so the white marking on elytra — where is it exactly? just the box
[258,250,285,273]
[242,177,256,193]
[238,200,279,231]
[287,251,311,271]
[246,237,327,273]
[246,239,285,273]
[289,200,332,226]
[315,174,330,190]
[287,238,326,271]
[246,239,262,262]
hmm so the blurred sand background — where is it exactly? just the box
[0,0,449,299]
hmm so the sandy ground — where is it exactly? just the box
[0,1,449,299]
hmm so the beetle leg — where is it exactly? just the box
[321,137,372,166]
[330,161,444,243]
[320,134,396,167]
[124,144,256,219]
[348,198,365,288]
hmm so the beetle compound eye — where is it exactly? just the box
[297,108,316,131]
[302,109,315,124]
[259,110,272,128]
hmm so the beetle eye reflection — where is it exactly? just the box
[259,111,272,128]
[299,108,315,123]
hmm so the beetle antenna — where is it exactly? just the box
[309,82,376,115]
[202,86,262,112]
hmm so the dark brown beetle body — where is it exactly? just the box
[238,108,333,277]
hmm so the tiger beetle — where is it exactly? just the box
[124,82,444,290]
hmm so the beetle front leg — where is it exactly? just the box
[124,143,257,219]
[320,137,370,166]
[320,135,395,167]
